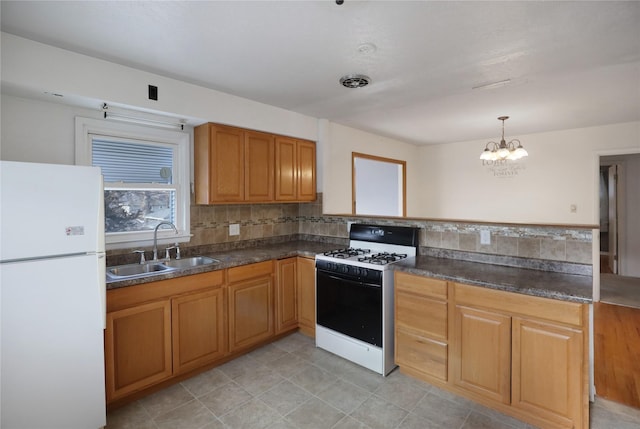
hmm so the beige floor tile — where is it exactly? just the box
[412,392,471,428]
[154,399,217,429]
[373,374,427,411]
[233,364,285,395]
[258,380,313,416]
[105,401,155,429]
[199,382,253,417]
[285,397,345,429]
[220,398,282,429]
[289,364,338,395]
[350,395,408,429]
[461,410,521,429]
[395,412,445,429]
[139,383,195,419]
[315,379,371,414]
[332,415,372,429]
[180,367,231,398]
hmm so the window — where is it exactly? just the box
[76,117,190,249]
[352,152,406,217]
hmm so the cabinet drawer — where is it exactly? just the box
[454,283,584,327]
[395,272,448,300]
[396,329,447,381]
[396,291,447,340]
[228,260,273,283]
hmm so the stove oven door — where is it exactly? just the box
[316,269,382,347]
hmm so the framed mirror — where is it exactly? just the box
[352,152,406,217]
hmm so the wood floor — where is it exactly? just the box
[594,301,640,408]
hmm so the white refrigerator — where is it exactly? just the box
[0,160,107,429]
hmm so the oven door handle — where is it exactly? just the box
[316,269,381,288]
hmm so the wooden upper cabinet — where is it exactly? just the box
[195,123,315,204]
[195,123,245,203]
[275,136,297,201]
[275,136,316,202]
[245,131,275,202]
[297,140,317,201]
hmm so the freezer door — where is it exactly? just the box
[0,254,106,429]
[0,160,104,261]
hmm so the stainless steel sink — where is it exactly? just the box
[161,256,220,269]
[106,263,176,280]
[106,256,220,281]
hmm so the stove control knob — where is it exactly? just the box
[361,269,368,277]
[341,265,349,274]
[352,267,361,276]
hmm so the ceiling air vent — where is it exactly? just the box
[339,74,371,88]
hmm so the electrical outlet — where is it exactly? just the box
[480,230,491,245]
[229,223,240,236]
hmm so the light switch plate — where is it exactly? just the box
[229,223,240,236]
[480,230,491,245]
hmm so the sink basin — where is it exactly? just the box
[106,256,220,282]
[162,256,220,269]
[106,263,175,280]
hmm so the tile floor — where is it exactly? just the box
[107,332,640,429]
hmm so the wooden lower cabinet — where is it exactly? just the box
[276,258,298,334]
[296,256,316,337]
[394,275,589,429]
[172,287,226,374]
[512,317,584,428]
[228,261,275,352]
[451,305,511,404]
[105,299,172,401]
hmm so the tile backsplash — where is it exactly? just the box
[108,193,593,275]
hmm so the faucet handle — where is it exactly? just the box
[133,250,146,264]
[175,243,181,260]
[164,245,177,260]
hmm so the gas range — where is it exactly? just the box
[315,224,420,376]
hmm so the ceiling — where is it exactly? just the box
[1,1,639,145]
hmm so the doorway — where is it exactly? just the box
[595,153,640,409]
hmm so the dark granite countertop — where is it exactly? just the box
[391,255,593,303]
[106,240,337,290]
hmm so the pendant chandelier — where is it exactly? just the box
[480,116,528,161]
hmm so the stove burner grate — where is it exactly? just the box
[357,252,408,265]
[323,248,371,259]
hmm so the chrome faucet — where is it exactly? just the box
[153,221,178,261]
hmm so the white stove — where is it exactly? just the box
[315,224,420,375]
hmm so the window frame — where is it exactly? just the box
[75,116,191,250]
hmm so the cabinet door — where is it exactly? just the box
[211,124,245,202]
[228,275,274,352]
[105,300,172,401]
[452,305,511,404]
[296,256,316,337]
[172,287,226,374]
[276,258,298,334]
[512,317,584,428]
[297,140,316,201]
[275,136,297,201]
[245,131,274,202]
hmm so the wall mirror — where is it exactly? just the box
[352,152,406,217]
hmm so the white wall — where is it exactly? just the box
[323,122,421,216]
[415,122,640,225]
[0,95,102,164]
[621,156,640,276]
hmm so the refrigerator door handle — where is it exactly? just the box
[97,253,106,329]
